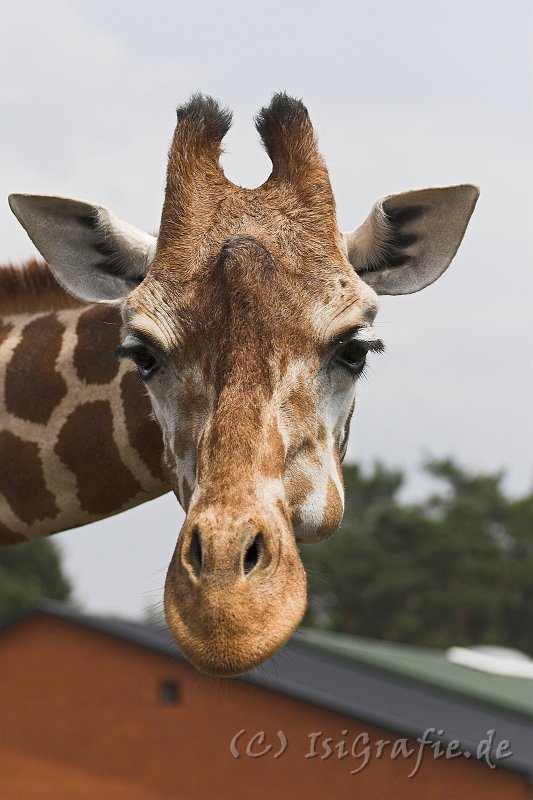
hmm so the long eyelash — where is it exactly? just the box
[115,346,155,385]
[358,338,386,354]
[115,345,134,361]
[356,363,370,382]
[337,338,384,379]
[115,344,153,361]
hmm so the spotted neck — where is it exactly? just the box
[0,265,167,544]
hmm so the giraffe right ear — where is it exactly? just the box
[342,185,479,295]
[8,194,157,303]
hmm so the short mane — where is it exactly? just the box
[0,260,84,315]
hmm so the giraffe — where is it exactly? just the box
[0,260,167,545]
[5,94,478,675]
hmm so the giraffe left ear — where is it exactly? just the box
[8,194,157,304]
[342,184,479,295]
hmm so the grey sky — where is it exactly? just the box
[1,0,531,616]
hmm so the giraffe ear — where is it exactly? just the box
[8,194,157,303]
[342,184,479,295]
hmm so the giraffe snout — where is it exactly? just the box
[164,506,307,676]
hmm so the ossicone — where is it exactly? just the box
[175,93,233,144]
[161,94,233,238]
[255,92,319,181]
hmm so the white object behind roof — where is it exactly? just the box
[447,645,533,679]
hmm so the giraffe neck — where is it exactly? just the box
[0,263,167,544]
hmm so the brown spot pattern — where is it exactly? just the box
[286,380,315,424]
[0,432,58,524]
[262,418,285,478]
[120,372,164,481]
[0,521,26,546]
[5,314,67,424]
[286,470,314,526]
[317,423,327,445]
[74,305,122,384]
[55,401,141,515]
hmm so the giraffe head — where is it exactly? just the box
[9,94,478,675]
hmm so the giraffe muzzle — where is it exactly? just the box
[164,506,307,676]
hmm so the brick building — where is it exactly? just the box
[0,603,531,799]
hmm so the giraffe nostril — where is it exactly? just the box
[186,527,203,579]
[243,533,263,577]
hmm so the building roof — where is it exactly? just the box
[294,628,533,720]
[3,602,532,779]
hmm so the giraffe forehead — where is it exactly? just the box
[158,179,339,262]
[127,236,372,361]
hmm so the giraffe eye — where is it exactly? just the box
[336,340,367,375]
[116,335,163,381]
[131,347,158,380]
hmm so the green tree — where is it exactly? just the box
[301,459,533,654]
[0,538,72,620]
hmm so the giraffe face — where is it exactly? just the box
[9,94,479,676]
[123,236,380,537]
[121,227,380,676]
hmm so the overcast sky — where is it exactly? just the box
[1,0,531,617]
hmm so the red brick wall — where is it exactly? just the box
[0,615,529,800]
